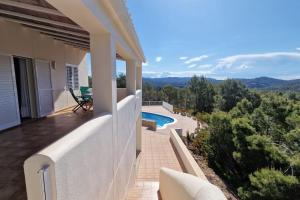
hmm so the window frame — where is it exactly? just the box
[66,64,79,90]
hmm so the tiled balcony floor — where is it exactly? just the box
[0,108,93,200]
[126,127,184,200]
[136,129,183,181]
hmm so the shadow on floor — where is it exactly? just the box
[0,108,93,200]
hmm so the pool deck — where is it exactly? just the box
[142,106,198,136]
[126,106,198,200]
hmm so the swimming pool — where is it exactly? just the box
[142,112,176,129]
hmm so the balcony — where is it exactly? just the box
[0,109,93,199]
[0,89,142,199]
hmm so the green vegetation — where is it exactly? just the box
[143,75,300,199]
[117,73,126,88]
[89,73,126,88]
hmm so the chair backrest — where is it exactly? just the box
[80,86,90,96]
[69,88,80,103]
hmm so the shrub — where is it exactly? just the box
[195,112,211,123]
[192,129,210,156]
[238,168,300,200]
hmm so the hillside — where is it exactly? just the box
[143,77,300,92]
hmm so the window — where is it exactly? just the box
[66,65,79,90]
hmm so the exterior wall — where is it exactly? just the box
[117,88,127,102]
[135,90,143,150]
[24,92,141,200]
[159,168,227,200]
[162,101,174,113]
[116,95,137,200]
[0,20,89,112]
[24,114,115,200]
[170,129,207,180]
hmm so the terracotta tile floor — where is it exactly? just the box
[126,127,184,200]
[0,108,93,200]
[126,182,161,200]
[136,129,183,181]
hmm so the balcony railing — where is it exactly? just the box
[24,91,142,200]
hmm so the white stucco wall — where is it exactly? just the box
[135,90,142,151]
[162,101,174,113]
[116,95,137,200]
[159,168,227,200]
[24,92,141,200]
[170,129,207,180]
[135,90,142,120]
[0,20,89,111]
[24,114,115,200]
[117,88,127,102]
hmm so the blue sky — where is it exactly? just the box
[122,0,300,79]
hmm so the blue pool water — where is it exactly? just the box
[142,112,175,128]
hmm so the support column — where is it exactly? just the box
[126,60,136,95]
[90,33,117,116]
[136,64,142,90]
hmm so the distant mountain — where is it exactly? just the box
[143,77,191,87]
[236,77,287,89]
[143,77,300,92]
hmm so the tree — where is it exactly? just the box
[117,73,126,88]
[206,112,239,181]
[188,75,200,110]
[188,76,216,113]
[219,79,249,111]
[230,99,253,118]
[142,83,157,101]
[238,168,300,200]
[162,85,177,104]
[251,107,271,135]
[231,118,256,171]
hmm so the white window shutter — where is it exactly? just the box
[0,55,20,130]
[35,59,54,117]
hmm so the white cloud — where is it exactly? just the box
[187,64,197,68]
[236,64,250,70]
[179,57,188,60]
[155,57,162,62]
[143,70,214,78]
[184,55,209,64]
[142,62,149,66]
[216,51,300,70]
[276,74,300,80]
[296,48,300,51]
[197,64,212,69]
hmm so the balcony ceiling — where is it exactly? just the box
[0,0,124,60]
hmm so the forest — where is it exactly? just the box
[142,76,300,200]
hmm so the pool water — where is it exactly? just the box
[142,112,175,128]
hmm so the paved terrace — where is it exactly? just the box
[126,106,198,200]
[0,109,93,200]
[142,106,198,136]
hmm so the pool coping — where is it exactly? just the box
[142,111,177,129]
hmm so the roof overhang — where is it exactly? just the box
[0,0,126,60]
[44,0,145,62]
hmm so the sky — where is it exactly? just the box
[121,0,300,80]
